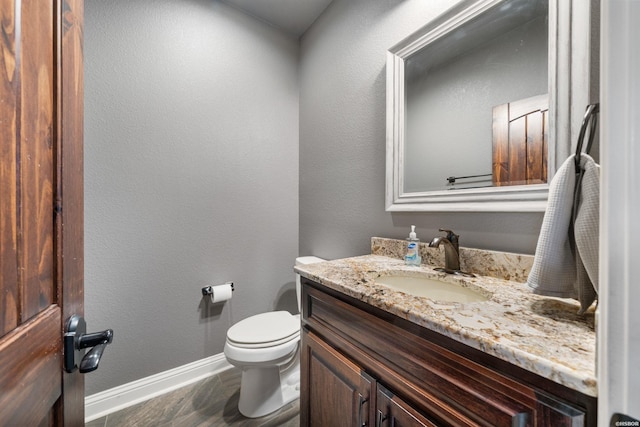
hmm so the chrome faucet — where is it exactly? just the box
[429,229,460,272]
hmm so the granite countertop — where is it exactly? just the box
[295,248,596,397]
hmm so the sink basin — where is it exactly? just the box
[375,275,489,303]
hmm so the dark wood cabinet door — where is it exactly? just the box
[0,0,84,425]
[301,329,375,427]
[376,384,438,427]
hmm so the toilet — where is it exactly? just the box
[223,256,325,418]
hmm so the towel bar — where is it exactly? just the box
[575,103,600,172]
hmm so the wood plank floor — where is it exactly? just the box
[86,368,299,427]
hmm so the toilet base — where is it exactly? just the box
[237,356,300,418]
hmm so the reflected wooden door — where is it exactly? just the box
[492,94,549,186]
[0,0,84,425]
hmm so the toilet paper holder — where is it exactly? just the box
[201,282,234,297]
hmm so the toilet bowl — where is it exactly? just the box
[223,256,325,418]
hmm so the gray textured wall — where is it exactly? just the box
[299,0,544,261]
[84,0,299,395]
[85,0,548,396]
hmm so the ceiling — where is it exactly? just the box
[220,0,333,37]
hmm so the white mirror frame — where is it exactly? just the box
[386,0,599,212]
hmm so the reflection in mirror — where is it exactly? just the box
[385,0,602,212]
[404,0,548,192]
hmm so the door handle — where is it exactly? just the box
[64,315,114,373]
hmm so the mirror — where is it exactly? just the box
[386,0,599,211]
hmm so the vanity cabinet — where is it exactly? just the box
[302,330,435,427]
[300,279,596,427]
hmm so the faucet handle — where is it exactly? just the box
[438,229,459,250]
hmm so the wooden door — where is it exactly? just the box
[492,94,549,186]
[0,0,84,425]
[300,329,375,427]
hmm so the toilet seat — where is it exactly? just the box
[227,311,300,349]
[225,311,301,367]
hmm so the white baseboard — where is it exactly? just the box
[85,353,232,422]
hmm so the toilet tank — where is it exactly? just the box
[295,256,325,313]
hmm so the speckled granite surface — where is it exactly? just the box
[295,250,596,397]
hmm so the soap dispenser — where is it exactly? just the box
[405,225,421,266]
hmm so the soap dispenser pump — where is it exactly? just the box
[405,225,421,266]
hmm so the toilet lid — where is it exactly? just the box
[227,311,299,347]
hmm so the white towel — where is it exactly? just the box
[527,154,599,314]
[574,156,600,310]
